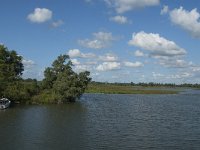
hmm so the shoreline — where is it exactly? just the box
[85,90,179,94]
[85,84,182,94]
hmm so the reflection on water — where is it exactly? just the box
[0,93,200,150]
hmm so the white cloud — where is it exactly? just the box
[167,72,193,79]
[152,72,164,78]
[192,66,200,72]
[71,59,81,65]
[99,53,118,62]
[85,61,97,65]
[134,50,145,57]
[51,20,64,27]
[175,65,200,83]
[74,65,92,73]
[124,61,144,67]
[68,49,81,58]
[169,7,200,38]
[129,31,186,57]
[22,59,35,69]
[158,59,193,68]
[82,53,96,58]
[109,15,129,24]
[94,32,114,41]
[160,5,169,15]
[105,0,160,14]
[22,59,44,80]
[151,71,194,83]
[70,58,95,73]
[96,62,120,71]
[68,49,96,58]
[79,40,104,49]
[27,8,52,23]
[78,32,115,49]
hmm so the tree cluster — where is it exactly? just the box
[36,55,91,103]
[0,45,35,103]
[0,45,91,104]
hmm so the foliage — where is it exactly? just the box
[0,45,24,81]
[0,44,91,104]
[3,79,39,103]
[32,90,60,104]
[40,54,91,103]
[0,45,25,100]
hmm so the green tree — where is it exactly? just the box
[0,45,24,98]
[2,79,38,103]
[40,54,91,103]
[0,45,24,81]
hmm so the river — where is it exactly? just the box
[0,92,200,150]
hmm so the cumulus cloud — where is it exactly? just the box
[22,59,43,80]
[152,72,164,78]
[134,50,145,57]
[151,71,194,83]
[129,31,186,57]
[51,20,64,27]
[151,71,196,83]
[22,59,35,69]
[105,0,160,13]
[79,32,115,49]
[192,66,200,72]
[167,72,193,79]
[96,62,120,71]
[27,8,52,23]
[124,61,144,67]
[68,49,82,58]
[79,40,103,49]
[74,65,92,73]
[94,32,114,41]
[85,61,98,65]
[178,65,200,83]
[160,5,169,15]
[158,58,193,68]
[169,7,200,38]
[71,59,81,65]
[109,15,129,24]
[68,49,96,58]
[70,58,95,73]
[98,53,118,62]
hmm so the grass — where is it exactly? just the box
[85,84,179,94]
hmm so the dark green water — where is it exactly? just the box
[1,93,200,150]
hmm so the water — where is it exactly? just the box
[0,92,200,150]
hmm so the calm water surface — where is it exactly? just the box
[1,92,200,150]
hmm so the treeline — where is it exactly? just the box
[90,81,200,88]
[0,45,91,104]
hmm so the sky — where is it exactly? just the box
[1,0,200,84]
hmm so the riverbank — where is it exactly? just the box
[85,83,181,94]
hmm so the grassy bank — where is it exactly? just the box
[85,83,179,94]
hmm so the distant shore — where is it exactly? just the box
[85,83,183,94]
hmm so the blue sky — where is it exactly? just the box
[1,0,200,83]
